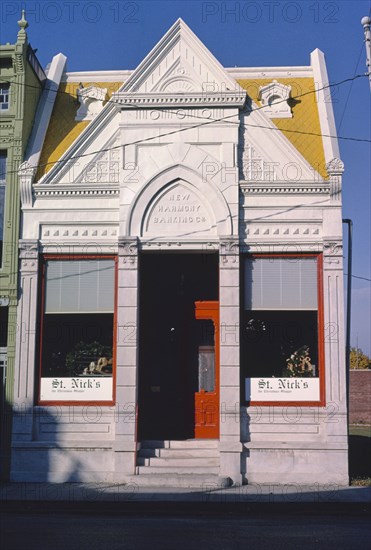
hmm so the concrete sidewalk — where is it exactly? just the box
[0,482,370,511]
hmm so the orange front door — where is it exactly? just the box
[194,301,219,439]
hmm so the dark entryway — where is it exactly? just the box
[138,253,218,440]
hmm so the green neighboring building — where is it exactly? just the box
[0,13,45,479]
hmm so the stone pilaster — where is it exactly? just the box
[219,237,242,484]
[322,239,348,482]
[323,240,347,408]
[12,239,39,442]
[114,237,140,478]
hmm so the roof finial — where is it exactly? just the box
[18,10,28,33]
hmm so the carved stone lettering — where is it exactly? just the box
[144,183,214,237]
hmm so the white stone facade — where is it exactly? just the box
[11,20,348,486]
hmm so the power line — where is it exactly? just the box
[0,71,368,118]
[345,273,371,283]
[338,44,365,131]
[1,73,370,180]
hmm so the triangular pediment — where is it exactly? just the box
[116,18,245,102]
[36,19,321,188]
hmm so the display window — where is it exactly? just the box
[38,256,117,404]
[242,254,325,405]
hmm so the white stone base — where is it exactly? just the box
[244,448,349,485]
[10,443,115,483]
[10,441,349,486]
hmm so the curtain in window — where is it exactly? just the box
[44,260,115,313]
[244,257,318,310]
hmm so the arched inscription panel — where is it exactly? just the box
[143,181,216,238]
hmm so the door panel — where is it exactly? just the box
[194,301,219,438]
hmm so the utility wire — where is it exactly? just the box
[338,44,365,131]
[0,72,368,118]
[0,73,370,180]
[344,273,371,282]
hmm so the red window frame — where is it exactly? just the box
[37,254,118,406]
[244,253,325,407]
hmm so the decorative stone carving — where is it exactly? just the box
[258,80,292,118]
[41,224,118,241]
[324,241,343,255]
[326,158,344,175]
[17,10,28,40]
[220,237,239,264]
[159,78,196,93]
[244,223,322,238]
[241,183,329,195]
[34,185,119,198]
[79,142,120,184]
[326,158,344,203]
[75,85,107,121]
[113,91,246,108]
[239,141,277,182]
[118,237,139,267]
[18,161,36,207]
[19,239,39,259]
[323,240,343,266]
[19,239,39,274]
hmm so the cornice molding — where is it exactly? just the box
[112,91,246,109]
[61,67,313,83]
[140,239,219,250]
[227,66,313,79]
[33,183,119,198]
[240,183,329,195]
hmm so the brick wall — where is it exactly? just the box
[349,370,371,424]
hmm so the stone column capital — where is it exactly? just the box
[326,158,344,203]
[19,239,39,273]
[220,236,240,265]
[323,239,343,269]
[118,237,139,267]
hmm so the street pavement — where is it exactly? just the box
[1,508,371,550]
[0,481,370,509]
[1,482,370,550]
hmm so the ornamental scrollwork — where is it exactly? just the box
[323,241,343,256]
[118,237,139,265]
[326,158,344,175]
[220,238,239,264]
[18,161,36,207]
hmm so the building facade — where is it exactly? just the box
[11,20,348,486]
[0,13,45,479]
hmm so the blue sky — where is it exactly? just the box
[2,0,370,354]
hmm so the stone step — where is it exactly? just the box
[169,439,219,449]
[125,474,232,488]
[138,448,219,459]
[139,439,219,450]
[137,456,220,467]
[136,465,220,475]
[161,448,219,458]
[139,440,167,449]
